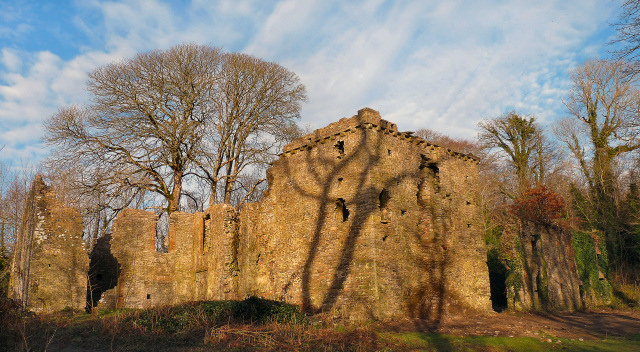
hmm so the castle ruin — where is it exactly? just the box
[10,108,493,320]
[8,175,89,313]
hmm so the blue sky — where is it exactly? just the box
[0,0,623,165]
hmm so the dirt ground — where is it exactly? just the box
[434,309,640,339]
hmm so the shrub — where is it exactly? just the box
[511,186,566,227]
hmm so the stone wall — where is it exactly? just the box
[14,108,494,320]
[240,108,491,320]
[98,205,242,308]
[8,176,88,313]
[509,224,583,311]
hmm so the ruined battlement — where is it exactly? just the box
[11,108,492,321]
[283,107,478,162]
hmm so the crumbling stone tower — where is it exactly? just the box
[237,108,492,320]
[9,176,88,312]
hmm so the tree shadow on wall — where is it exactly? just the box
[277,117,453,327]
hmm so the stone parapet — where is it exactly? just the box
[282,107,478,163]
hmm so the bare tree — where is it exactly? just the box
[556,58,640,268]
[612,0,640,63]
[44,43,308,251]
[43,162,148,248]
[414,128,481,155]
[0,158,37,255]
[195,52,307,207]
[44,44,224,214]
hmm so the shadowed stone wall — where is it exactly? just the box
[100,108,492,320]
[8,176,88,313]
[509,224,583,311]
[14,108,494,320]
[241,108,491,320]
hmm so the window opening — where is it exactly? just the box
[203,213,211,254]
[379,189,391,223]
[387,149,392,156]
[335,141,345,159]
[146,294,151,300]
[419,155,440,193]
[379,189,390,209]
[155,212,169,253]
[418,155,440,204]
[336,198,349,222]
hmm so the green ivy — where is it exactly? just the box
[572,230,612,306]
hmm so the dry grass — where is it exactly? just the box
[3,297,640,351]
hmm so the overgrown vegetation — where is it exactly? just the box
[2,297,308,351]
[2,296,640,351]
[572,230,612,306]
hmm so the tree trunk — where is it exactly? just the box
[168,171,183,213]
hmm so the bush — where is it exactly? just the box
[122,297,305,333]
[0,294,29,351]
[511,186,566,227]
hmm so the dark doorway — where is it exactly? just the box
[486,247,508,312]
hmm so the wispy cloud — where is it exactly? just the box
[0,0,621,165]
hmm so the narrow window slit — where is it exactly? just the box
[379,189,391,223]
[336,198,349,222]
[335,141,345,159]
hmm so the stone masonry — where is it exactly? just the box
[12,108,493,321]
[8,175,89,313]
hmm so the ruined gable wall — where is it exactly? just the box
[239,108,491,320]
[432,154,492,313]
[9,176,88,312]
[236,202,262,298]
[107,209,174,308]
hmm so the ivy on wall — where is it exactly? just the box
[572,230,612,306]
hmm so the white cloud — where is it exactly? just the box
[277,0,617,139]
[0,0,622,165]
[0,48,22,72]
